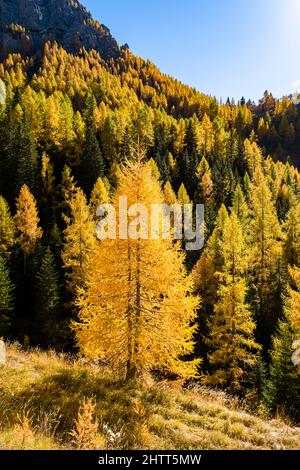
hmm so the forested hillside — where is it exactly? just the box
[0,0,299,426]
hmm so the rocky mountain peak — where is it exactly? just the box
[0,0,120,61]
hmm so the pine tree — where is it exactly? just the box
[0,195,15,257]
[204,212,260,392]
[193,204,230,309]
[35,247,61,345]
[15,110,39,195]
[40,153,56,227]
[15,185,43,274]
[148,158,161,180]
[80,125,105,196]
[62,188,96,294]
[73,158,200,380]
[263,312,300,421]
[60,165,78,220]
[0,254,15,336]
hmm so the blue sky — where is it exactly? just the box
[81,0,300,103]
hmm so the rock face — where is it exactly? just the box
[0,0,120,61]
[0,339,6,365]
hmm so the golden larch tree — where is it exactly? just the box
[15,185,43,273]
[62,188,96,294]
[73,158,200,380]
[89,177,110,220]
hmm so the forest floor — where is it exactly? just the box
[0,343,299,450]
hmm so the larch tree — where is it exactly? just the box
[244,138,263,178]
[177,183,191,205]
[62,188,96,294]
[195,157,214,211]
[163,181,177,206]
[0,195,15,257]
[73,158,200,381]
[286,266,300,336]
[15,185,43,274]
[204,212,260,392]
[249,170,283,349]
[89,177,110,220]
[284,204,300,267]
[231,184,250,231]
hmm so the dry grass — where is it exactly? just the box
[0,343,299,450]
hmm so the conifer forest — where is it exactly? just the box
[0,0,299,456]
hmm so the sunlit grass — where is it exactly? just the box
[0,343,299,450]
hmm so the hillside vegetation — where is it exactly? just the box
[0,0,300,432]
[0,344,299,451]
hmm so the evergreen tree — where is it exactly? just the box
[35,247,61,346]
[0,195,15,257]
[204,212,260,392]
[15,110,39,195]
[60,165,78,221]
[263,313,300,422]
[0,255,15,336]
[80,125,105,196]
[249,171,283,350]
[193,205,230,368]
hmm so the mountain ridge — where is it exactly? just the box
[0,0,121,61]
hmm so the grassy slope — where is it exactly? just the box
[0,344,299,450]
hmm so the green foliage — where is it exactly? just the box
[263,315,300,422]
[35,247,61,346]
[1,39,300,420]
[0,255,15,336]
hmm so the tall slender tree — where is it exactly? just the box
[204,212,260,392]
[15,185,43,274]
[0,195,15,257]
[0,255,15,336]
[73,158,200,380]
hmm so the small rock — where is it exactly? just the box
[0,339,6,365]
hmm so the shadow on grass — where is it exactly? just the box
[0,366,168,448]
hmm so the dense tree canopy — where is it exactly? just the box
[0,43,299,421]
